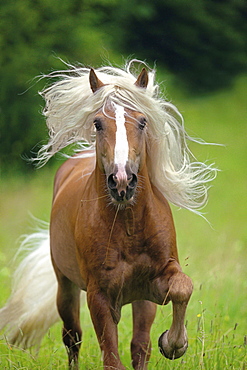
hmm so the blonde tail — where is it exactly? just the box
[0,229,60,349]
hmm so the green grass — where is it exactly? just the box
[0,75,246,369]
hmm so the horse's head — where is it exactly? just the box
[90,68,148,206]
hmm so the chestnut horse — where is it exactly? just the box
[0,61,216,369]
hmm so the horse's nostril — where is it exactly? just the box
[120,190,125,199]
[128,174,137,189]
[108,174,117,190]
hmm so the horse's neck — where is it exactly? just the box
[88,163,175,245]
[135,164,154,203]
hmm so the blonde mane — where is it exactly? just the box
[37,60,216,213]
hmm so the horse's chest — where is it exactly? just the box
[97,253,168,304]
[86,237,170,304]
[82,227,168,271]
[76,208,175,302]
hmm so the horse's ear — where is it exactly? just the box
[89,69,104,93]
[134,68,148,89]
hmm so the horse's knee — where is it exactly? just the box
[168,272,193,304]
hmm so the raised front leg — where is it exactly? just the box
[87,284,125,370]
[158,262,193,360]
[131,301,157,370]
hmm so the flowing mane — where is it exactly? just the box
[37,60,216,213]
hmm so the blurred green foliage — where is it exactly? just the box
[111,0,247,92]
[0,0,118,172]
[0,0,246,171]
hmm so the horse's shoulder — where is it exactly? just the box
[53,152,95,198]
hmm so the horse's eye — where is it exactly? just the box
[94,119,103,131]
[139,117,147,130]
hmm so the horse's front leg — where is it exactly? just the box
[131,300,157,370]
[87,284,125,370]
[159,261,193,360]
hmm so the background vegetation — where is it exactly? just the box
[0,0,246,369]
[1,0,246,172]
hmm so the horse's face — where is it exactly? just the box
[94,103,147,206]
[89,68,149,206]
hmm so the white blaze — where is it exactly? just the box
[114,104,129,167]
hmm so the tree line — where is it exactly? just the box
[1,0,246,171]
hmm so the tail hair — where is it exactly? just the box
[0,226,60,349]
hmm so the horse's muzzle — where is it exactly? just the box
[107,172,137,203]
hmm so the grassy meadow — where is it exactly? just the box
[0,75,246,369]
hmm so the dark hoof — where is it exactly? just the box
[158,330,188,360]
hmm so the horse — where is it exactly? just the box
[0,60,216,369]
